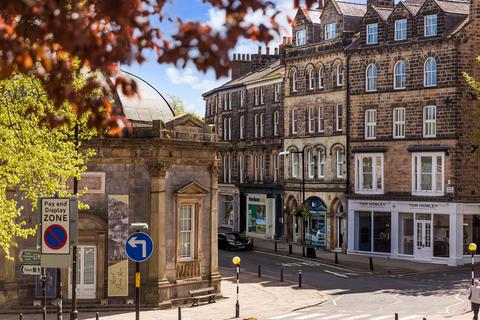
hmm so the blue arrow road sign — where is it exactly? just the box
[125,232,154,262]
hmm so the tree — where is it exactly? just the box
[0,1,313,133]
[167,95,186,116]
[0,73,95,258]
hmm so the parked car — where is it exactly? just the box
[218,232,254,251]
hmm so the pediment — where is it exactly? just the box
[176,182,209,195]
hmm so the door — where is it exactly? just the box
[336,216,344,249]
[69,246,97,299]
[415,217,433,260]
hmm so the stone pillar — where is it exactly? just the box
[147,162,170,305]
[347,207,355,253]
[449,207,464,266]
[0,247,17,306]
[390,210,399,258]
[209,161,221,288]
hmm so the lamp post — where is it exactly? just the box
[232,256,241,319]
[470,243,477,285]
[279,146,308,256]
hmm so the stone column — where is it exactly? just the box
[0,247,17,306]
[390,210,399,258]
[147,162,170,305]
[209,161,221,287]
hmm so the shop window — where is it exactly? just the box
[355,211,391,253]
[398,213,414,255]
[433,214,449,257]
[222,195,234,226]
[305,197,328,249]
[357,211,372,252]
[247,195,267,235]
[464,215,480,255]
[373,212,391,253]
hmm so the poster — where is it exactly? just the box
[247,194,267,234]
[107,195,129,297]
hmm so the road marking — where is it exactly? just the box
[370,316,394,320]
[332,295,344,306]
[342,315,371,320]
[323,269,348,278]
[293,313,325,319]
[399,315,421,320]
[269,313,303,319]
[317,314,349,319]
[445,293,465,314]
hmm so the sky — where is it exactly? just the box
[122,0,297,117]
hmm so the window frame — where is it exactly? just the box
[239,154,244,183]
[308,107,315,133]
[412,152,445,196]
[336,148,345,179]
[325,23,336,40]
[296,29,307,46]
[393,107,406,139]
[291,150,299,178]
[179,204,196,261]
[337,64,343,87]
[366,23,378,44]
[318,106,325,133]
[394,60,406,90]
[291,109,297,135]
[424,57,437,87]
[273,153,279,182]
[254,87,260,105]
[239,115,244,139]
[291,70,297,92]
[365,109,377,140]
[260,86,265,105]
[366,63,378,92]
[395,19,407,41]
[355,153,384,194]
[260,112,264,137]
[308,68,315,90]
[424,14,437,37]
[240,89,245,107]
[318,67,325,89]
[318,148,326,178]
[336,104,343,132]
[273,111,279,136]
[274,83,280,102]
[307,148,314,179]
[254,114,259,138]
[423,105,437,138]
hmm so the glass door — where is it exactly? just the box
[69,246,97,299]
[415,214,433,260]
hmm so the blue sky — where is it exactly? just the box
[122,0,295,117]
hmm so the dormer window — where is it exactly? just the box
[325,23,336,40]
[424,15,437,37]
[366,23,378,44]
[395,19,407,41]
[296,29,307,46]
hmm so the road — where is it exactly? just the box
[219,249,472,319]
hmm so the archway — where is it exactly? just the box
[285,195,298,242]
[305,197,327,249]
[331,198,346,251]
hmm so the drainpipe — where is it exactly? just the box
[345,53,351,196]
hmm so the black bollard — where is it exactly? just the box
[275,241,278,252]
[178,307,182,320]
[395,313,398,320]
[289,244,292,254]
[258,264,261,277]
[19,313,22,320]
[369,257,374,271]
[298,270,302,288]
[280,269,284,282]
[335,252,338,264]
[96,312,99,320]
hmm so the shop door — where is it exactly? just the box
[69,246,97,299]
[336,216,344,249]
[415,219,433,260]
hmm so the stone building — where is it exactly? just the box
[346,0,480,265]
[203,51,285,240]
[282,3,365,251]
[0,71,222,307]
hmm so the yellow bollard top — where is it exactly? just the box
[232,256,241,265]
[469,243,477,252]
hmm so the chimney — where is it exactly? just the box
[274,47,279,55]
[233,53,237,60]
[266,47,270,55]
[242,54,246,60]
[258,46,262,55]
[367,0,394,7]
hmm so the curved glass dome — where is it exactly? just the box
[112,70,175,122]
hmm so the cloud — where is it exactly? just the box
[165,67,225,91]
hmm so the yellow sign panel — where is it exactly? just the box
[136,272,140,288]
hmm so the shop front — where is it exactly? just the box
[304,197,328,250]
[246,193,276,239]
[218,186,240,231]
[347,200,464,266]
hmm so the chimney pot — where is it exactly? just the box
[242,54,246,60]
[258,46,262,55]
[266,47,270,55]
[233,53,237,60]
[274,47,279,55]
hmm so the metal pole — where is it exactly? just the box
[369,257,374,271]
[395,313,398,320]
[258,265,261,278]
[235,265,240,318]
[298,270,302,288]
[42,268,47,320]
[136,261,140,320]
[95,312,99,320]
[280,269,283,282]
[70,124,79,320]
[56,268,62,320]
[19,313,23,320]
[301,150,306,257]
[177,307,181,320]
[472,253,475,285]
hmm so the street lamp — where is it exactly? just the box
[232,256,241,319]
[279,147,308,256]
[470,242,477,285]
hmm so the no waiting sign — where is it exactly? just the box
[41,198,70,254]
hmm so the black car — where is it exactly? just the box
[218,232,253,251]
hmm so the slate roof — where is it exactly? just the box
[372,5,394,20]
[337,1,368,17]
[402,2,423,15]
[435,0,470,14]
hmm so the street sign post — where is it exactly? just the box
[126,231,153,320]
[20,249,41,265]
[41,198,70,255]
[21,265,42,275]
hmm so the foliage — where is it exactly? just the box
[0,0,315,133]
[0,73,96,258]
[295,204,310,218]
[464,57,480,141]
[167,95,186,116]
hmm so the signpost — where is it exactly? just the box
[125,231,153,320]
[41,198,70,255]
[21,265,42,276]
[20,249,41,265]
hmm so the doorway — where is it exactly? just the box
[336,216,344,249]
[69,246,97,299]
[415,214,433,260]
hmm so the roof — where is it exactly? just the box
[336,1,368,17]
[402,2,423,15]
[305,9,323,23]
[372,5,394,20]
[435,0,469,14]
[112,70,175,122]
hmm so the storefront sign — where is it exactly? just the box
[108,195,129,297]
[408,203,439,210]
[358,202,387,209]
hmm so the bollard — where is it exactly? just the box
[275,241,278,252]
[289,244,292,254]
[96,312,99,320]
[19,313,23,320]
[280,269,284,282]
[369,257,374,271]
[178,307,182,320]
[335,252,338,264]
[298,270,302,288]
[395,313,398,320]
[258,264,261,277]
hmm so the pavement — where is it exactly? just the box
[252,238,455,275]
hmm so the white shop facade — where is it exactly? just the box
[347,199,480,266]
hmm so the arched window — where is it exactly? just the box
[336,64,343,86]
[424,57,437,87]
[273,111,279,136]
[291,69,297,92]
[290,148,299,178]
[239,115,244,139]
[307,148,314,179]
[318,148,326,178]
[335,147,345,178]
[318,67,325,89]
[366,64,377,92]
[308,68,315,90]
[394,61,406,89]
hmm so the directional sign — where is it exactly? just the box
[20,249,41,265]
[21,265,42,276]
[41,198,70,254]
[125,232,153,262]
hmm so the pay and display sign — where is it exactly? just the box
[41,198,70,255]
